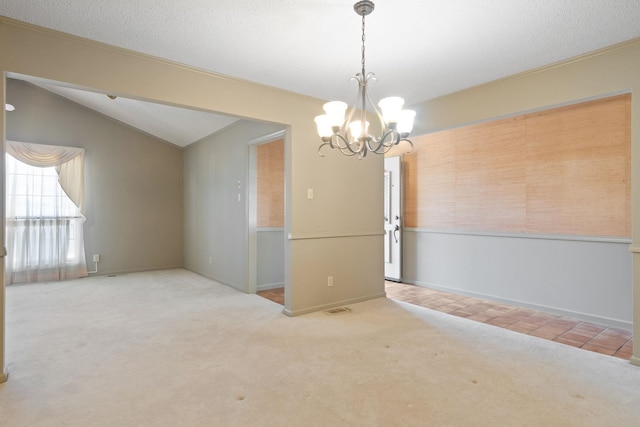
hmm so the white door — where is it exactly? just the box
[384,156,402,281]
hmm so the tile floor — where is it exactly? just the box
[258,282,633,360]
[256,288,285,306]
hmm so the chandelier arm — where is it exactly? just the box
[373,143,395,156]
[339,147,361,157]
[399,137,415,153]
[351,143,368,159]
[318,141,331,157]
[367,129,396,153]
[320,135,359,157]
[363,77,386,142]
[332,132,365,156]
[343,74,366,135]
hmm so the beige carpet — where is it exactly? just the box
[1,269,639,426]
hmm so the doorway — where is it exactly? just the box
[384,156,402,281]
[247,131,286,305]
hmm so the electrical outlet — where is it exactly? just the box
[209,256,213,264]
[93,254,100,263]
[328,276,334,287]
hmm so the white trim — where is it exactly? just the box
[246,130,286,296]
[629,246,640,253]
[403,228,631,244]
[288,230,384,240]
[256,282,285,291]
[283,292,386,317]
[247,142,258,294]
[245,130,286,146]
[257,227,285,232]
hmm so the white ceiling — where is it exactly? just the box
[28,80,239,147]
[3,0,640,147]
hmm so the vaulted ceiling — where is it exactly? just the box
[3,1,640,147]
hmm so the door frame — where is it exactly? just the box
[246,130,286,295]
[384,155,403,281]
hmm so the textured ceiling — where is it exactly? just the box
[3,0,640,146]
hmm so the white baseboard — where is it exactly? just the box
[401,279,632,330]
[256,282,285,291]
[283,292,386,317]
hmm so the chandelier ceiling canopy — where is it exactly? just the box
[315,0,415,159]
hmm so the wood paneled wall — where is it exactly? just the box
[257,139,284,228]
[401,94,631,237]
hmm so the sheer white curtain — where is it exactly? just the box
[5,141,88,284]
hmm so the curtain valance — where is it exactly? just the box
[6,141,85,214]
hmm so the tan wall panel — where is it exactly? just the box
[257,139,285,228]
[524,95,631,236]
[403,130,456,228]
[402,94,630,237]
[454,116,527,232]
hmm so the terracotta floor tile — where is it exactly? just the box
[507,311,537,321]
[539,324,567,337]
[510,320,540,331]
[449,310,472,318]
[460,304,488,314]
[523,315,556,327]
[486,317,519,327]
[546,319,580,329]
[586,337,628,351]
[492,305,518,313]
[429,298,454,307]
[466,313,496,323]
[380,283,633,360]
[341,282,634,361]
[490,318,522,328]
[599,328,633,340]
[581,343,616,356]
[529,327,563,340]
[561,328,600,341]
[484,308,515,317]
[554,336,586,348]
[572,323,606,334]
[505,324,538,334]
[613,351,632,360]
[613,346,633,358]
[460,297,485,306]
[558,332,592,344]
[620,341,634,351]
[445,302,469,310]
[257,288,285,305]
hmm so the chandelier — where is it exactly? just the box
[315,0,415,159]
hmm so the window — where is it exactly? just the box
[5,141,87,284]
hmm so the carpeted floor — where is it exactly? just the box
[2,269,639,426]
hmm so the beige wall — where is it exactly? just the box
[0,17,385,381]
[183,120,284,289]
[6,79,184,275]
[407,38,640,364]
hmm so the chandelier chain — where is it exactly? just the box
[361,14,366,77]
